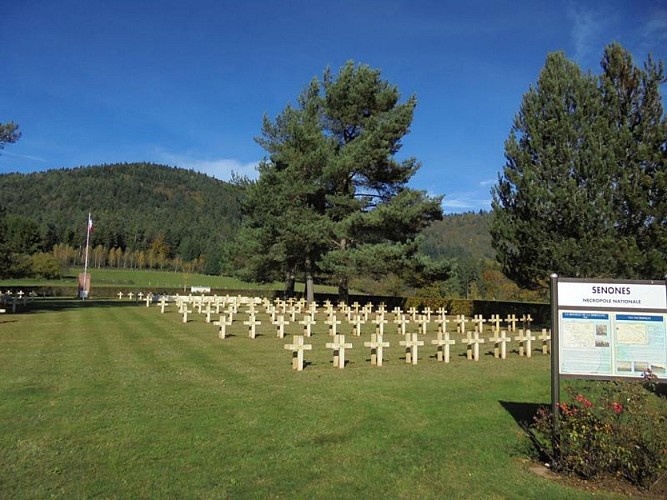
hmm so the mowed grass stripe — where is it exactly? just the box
[1,301,623,499]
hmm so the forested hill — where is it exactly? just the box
[0,163,242,267]
[420,211,494,263]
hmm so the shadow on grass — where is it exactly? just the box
[499,400,547,429]
[2,298,149,315]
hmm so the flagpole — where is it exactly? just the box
[82,212,92,299]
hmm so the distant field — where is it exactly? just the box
[0,298,627,498]
[0,268,342,294]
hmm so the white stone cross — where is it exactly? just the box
[472,314,485,333]
[350,314,365,336]
[417,314,429,335]
[158,296,168,313]
[523,329,536,358]
[400,333,424,365]
[372,314,388,336]
[435,307,447,317]
[364,333,390,367]
[431,330,456,363]
[244,314,261,339]
[284,335,312,371]
[138,292,144,301]
[470,330,485,361]
[407,307,418,321]
[326,334,353,369]
[145,293,153,307]
[128,291,134,301]
[299,314,316,337]
[494,330,511,359]
[273,314,289,338]
[392,306,403,317]
[393,314,409,336]
[521,314,533,331]
[422,307,432,322]
[435,314,449,334]
[506,314,518,332]
[204,301,214,323]
[514,329,527,356]
[182,304,192,323]
[489,314,502,334]
[455,315,466,334]
[538,328,551,354]
[325,314,342,336]
[117,291,124,300]
[214,314,233,339]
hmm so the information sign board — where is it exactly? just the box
[555,278,667,379]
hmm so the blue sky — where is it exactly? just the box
[1,0,665,213]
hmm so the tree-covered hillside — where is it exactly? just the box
[0,163,242,274]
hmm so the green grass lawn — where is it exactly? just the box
[0,267,342,294]
[0,300,629,498]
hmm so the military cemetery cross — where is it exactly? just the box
[521,314,533,331]
[471,330,485,361]
[325,314,342,336]
[364,333,390,366]
[182,304,192,323]
[214,314,233,339]
[538,328,551,354]
[431,330,456,363]
[284,335,312,371]
[399,333,424,365]
[326,334,353,369]
[244,314,261,339]
[117,291,123,300]
[463,330,474,360]
[472,314,485,333]
[273,315,289,339]
[394,314,409,336]
[299,314,316,337]
[407,306,418,321]
[372,314,388,336]
[523,329,536,358]
[417,314,429,335]
[351,314,365,336]
[506,314,518,332]
[455,315,466,334]
[435,314,449,334]
[514,329,527,356]
[497,330,511,359]
[138,292,144,302]
[489,314,502,333]
[128,291,134,301]
[422,307,432,322]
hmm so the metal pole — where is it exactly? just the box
[82,212,92,299]
[550,273,560,461]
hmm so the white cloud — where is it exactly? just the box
[441,192,492,213]
[568,4,604,64]
[640,8,667,46]
[156,151,260,181]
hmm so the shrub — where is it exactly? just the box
[531,375,667,489]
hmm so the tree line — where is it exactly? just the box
[2,42,664,299]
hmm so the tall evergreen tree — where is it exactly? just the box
[491,44,666,288]
[246,62,443,301]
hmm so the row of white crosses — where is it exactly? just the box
[0,290,30,313]
[149,294,552,365]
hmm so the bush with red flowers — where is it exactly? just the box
[531,374,667,489]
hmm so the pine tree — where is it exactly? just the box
[244,62,443,301]
[491,44,666,288]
